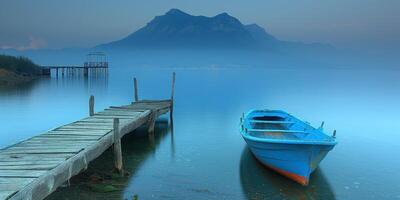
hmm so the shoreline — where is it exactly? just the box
[0,68,40,86]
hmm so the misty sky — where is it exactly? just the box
[0,0,399,50]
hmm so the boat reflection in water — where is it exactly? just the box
[240,147,335,200]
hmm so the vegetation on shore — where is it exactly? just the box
[0,54,42,85]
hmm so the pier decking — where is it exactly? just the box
[0,74,175,200]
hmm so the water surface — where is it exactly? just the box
[1,63,399,199]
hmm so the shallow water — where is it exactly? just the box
[1,64,400,199]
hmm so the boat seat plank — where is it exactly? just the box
[247,129,307,134]
[249,120,295,124]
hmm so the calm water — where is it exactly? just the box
[1,63,400,199]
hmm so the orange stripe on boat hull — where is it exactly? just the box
[264,164,309,186]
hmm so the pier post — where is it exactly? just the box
[134,78,139,102]
[56,68,58,78]
[113,118,124,175]
[148,111,156,134]
[89,95,94,116]
[84,67,88,77]
[170,72,176,129]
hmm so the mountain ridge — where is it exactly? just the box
[97,9,331,51]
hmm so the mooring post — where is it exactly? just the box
[170,72,176,128]
[148,111,156,134]
[89,95,94,116]
[84,67,88,77]
[113,118,124,175]
[134,77,139,102]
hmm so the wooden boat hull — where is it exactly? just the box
[243,137,335,185]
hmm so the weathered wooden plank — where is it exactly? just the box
[75,119,132,126]
[0,183,27,193]
[45,131,110,136]
[34,134,101,139]
[104,108,144,113]
[80,117,133,122]
[16,141,94,147]
[64,123,113,128]
[0,154,71,162]
[97,110,141,114]
[27,139,99,144]
[0,170,47,178]
[99,111,145,115]
[0,160,62,166]
[17,142,95,147]
[94,114,140,118]
[48,128,111,132]
[8,145,89,151]
[157,108,171,116]
[69,122,114,126]
[91,115,138,119]
[48,128,111,133]
[0,164,58,170]
[6,145,84,150]
[109,106,147,111]
[0,190,17,200]
[119,111,151,137]
[43,132,106,137]
[47,129,108,133]
[55,127,112,131]
[137,99,172,103]
[20,140,94,144]
[0,177,35,184]
[1,148,83,154]
[103,108,144,112]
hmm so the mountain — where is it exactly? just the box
[97,9,331,51]
[98,9,274,50]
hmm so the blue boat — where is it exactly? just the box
[240,109,337,185]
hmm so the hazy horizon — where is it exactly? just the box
[1,1,399,52]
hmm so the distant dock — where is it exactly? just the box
[41,52,108,77]
[0,73,176,200]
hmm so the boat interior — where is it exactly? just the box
[244,110,332,141]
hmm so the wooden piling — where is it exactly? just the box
[113,118,123,175]
[148,111,156,134]
[134,78,139,102]
[84,67,88,77]
[89,95,94,116]
[170,72,176,129]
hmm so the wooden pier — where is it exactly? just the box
[41,52,109,77]
[0,73,175,200]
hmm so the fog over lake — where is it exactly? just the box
[0,48,399,199]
